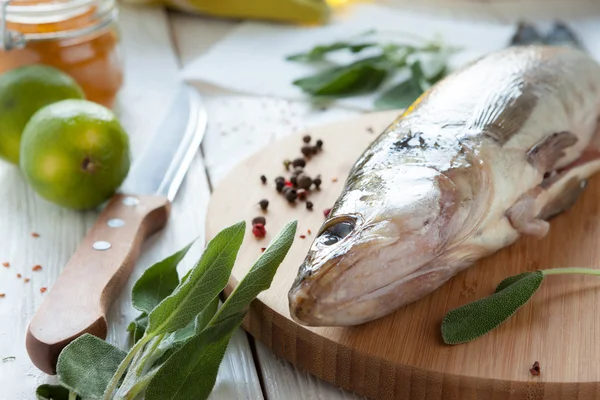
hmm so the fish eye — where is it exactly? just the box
[317,217,356,246]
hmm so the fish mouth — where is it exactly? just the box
[289,261,454,326]
[288,236,403,326]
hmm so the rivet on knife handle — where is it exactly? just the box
[26,193,170,374]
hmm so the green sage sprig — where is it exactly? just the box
[36,220,297,400]
[442,268,600,345]
[287,31,457,109]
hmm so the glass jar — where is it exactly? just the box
[0,0,123,108]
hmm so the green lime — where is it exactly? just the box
[0,65,85,164]
[20,99,131,210]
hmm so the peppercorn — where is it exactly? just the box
[260,175,267,184]
[290,175,298,187]
[303,135,311,143]
[306,201,314,210]
[301,145,313,157]
[252,216,266,225]
[297,174,312,190]
[258,199,269,210]
[283,159,291,170]
[285,189,298,203]
[252,223,266,238]
[292,158,306,168]
[276,181,284,192]
[313,176,322,189]
[316,139,323,149]
[297,189,307,200]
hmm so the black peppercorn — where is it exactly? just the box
[316,139,323,149]
[292,158,306,168]
[285,189,298,202]
[276,181,284,192]
[260,175,267,184]
[252,216,267,225]
[313,176,322,189]
[297,174,312,190]
[301,145,313,157]
[258,200,269,211]
[303,135,311,143]
[290,175,298,187]
[306,201,314,210]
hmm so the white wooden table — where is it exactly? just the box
[2,2,600,399]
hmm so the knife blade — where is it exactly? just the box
[26,84,207,374]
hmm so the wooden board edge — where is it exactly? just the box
[233,294,600,400]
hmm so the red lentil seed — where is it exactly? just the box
[308,229,312,235]
[31,232,40,238]
[299,235,306,239]
[40,287,47,294]
[260,247,266,252]
[16,274,21,279]
[0,294,5,298]
[32,265,42,272]
[24,278,30,283]
[332,177,338,182]
[2,262,8,268]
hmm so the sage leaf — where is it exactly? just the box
[287,42,376,62]
[151,296,221,368]
[494,271,535,293]
[57,334,126,399]
[126,313,148,344]
[145,312,247,400]
[374,76,422,110]
[293,58,387,97]
[212,220,297,326]
[442,271,544,345]
[36,384,76,400]
[146,222,245,336]
[132,242,194,314]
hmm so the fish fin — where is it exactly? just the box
[538,178,587,221]
[506,191,550,238]
[527,131,578,172]
[545,22,584,50]
[510,22,544,46]
[479,89,538,145]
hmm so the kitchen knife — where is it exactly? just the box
[26,84,207,374]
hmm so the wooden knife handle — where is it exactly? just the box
[26,193,170,375]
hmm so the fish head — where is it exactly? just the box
[289,165,461,326]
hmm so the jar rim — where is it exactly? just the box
[5,0,115,24]
[1,0,116,49]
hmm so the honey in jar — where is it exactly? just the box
[0,0,123,108]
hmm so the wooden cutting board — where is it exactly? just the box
[206,111,600,400]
